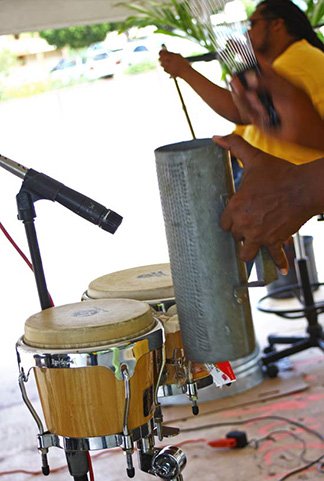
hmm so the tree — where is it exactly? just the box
[40,23,117,50]
[304,0,324,26]
[117,0,222,52]
[117,0,323,50]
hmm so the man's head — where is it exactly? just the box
[248,0,324,59]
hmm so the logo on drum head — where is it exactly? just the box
[138,271,168,279]
[73,308,100,317]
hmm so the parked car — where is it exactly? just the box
[84,50,117,80]
[50,57,86,82]
[122,41,157,67]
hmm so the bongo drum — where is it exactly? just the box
[16,298,164,450]
[83,264,214,411]
[83,263,175,312]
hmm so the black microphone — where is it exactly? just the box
[0,154,122,234]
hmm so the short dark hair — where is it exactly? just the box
[258,0,324,52]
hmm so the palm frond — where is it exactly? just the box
[116,0,220,51]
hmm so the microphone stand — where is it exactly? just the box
[16,180,90,480]
[17,195,92,481]
[0,155,52,310]
[16,188,52,310]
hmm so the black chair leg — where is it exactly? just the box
[259,233,324,377]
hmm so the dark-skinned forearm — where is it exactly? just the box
[180,66,244,123]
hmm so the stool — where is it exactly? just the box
[258,232,324,377]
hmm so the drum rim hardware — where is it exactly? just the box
[16,319,164,380]
[37,422,154,451]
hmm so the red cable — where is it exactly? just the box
[87,451,95,481]
[0,222,33,270]
[0,221,54,306]
[0,469,43,476]
[0,453,96,478]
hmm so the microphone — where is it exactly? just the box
[0,154,122,234]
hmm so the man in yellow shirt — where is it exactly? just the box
[159,0,324,165]
[243,0,324,163]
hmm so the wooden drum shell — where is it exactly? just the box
[21,299,161,439]
[33,351,154,438]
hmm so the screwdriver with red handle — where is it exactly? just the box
[208,431,248,449]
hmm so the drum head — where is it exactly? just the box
[24,299,155,349]
[87,263,174,301]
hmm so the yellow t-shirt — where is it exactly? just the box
[242,39,324,164]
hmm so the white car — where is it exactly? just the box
[85,51,117,80]
[123,42,157,67]
[50,57,86,82]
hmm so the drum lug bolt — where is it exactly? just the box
[41,452,50,476]
[126,451,135,478]
[122,435,135,478]
[186,382,199,415]
[154,404,164,441]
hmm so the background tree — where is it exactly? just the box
[39,23,117,50]
[117,0,323,49]
[117,0,222,52]
[304,0,324,26]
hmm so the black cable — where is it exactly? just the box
[249,429,308,461]
[277,453,324,481]
[179,414,324,441]
[181,414,324,481]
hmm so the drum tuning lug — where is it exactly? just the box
[154,405,164,441]
[186,381,198,400]
[186,381,199,415]
[41,452,50,476]
[191,402,199,416]
[126,451,135,479]
[156,422,163,442]
[127,467,135,478]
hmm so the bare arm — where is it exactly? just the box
[213,134,324,272]
[159,50,243,124]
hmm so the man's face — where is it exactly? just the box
[248,6,273,54]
